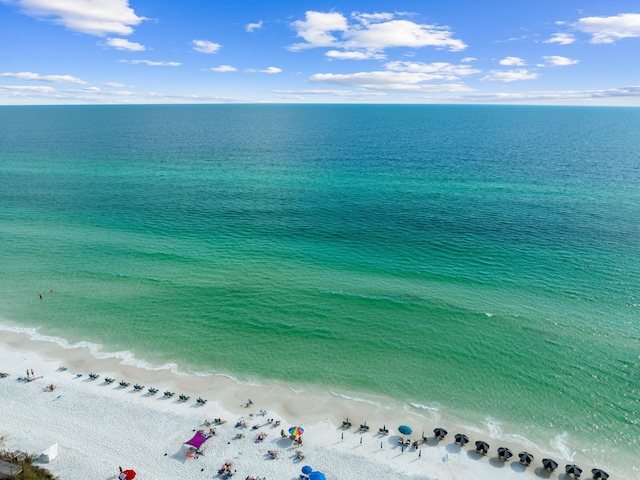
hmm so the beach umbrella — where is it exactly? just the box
[301,466,313,474]
[566,464,583,477]
[309,471,326,480]
[497,447,513,460]
[398,425,412,435]
[120,470,136,480]
[518,452,534,465]
[591,468,609,479]
[475,440,490,454]
[542,458,558,471]
[454,433,469,445]
[433,428,448,440]
[289,426,305,436]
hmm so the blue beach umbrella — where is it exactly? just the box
[302,466,313,475]
[398,425,412,435]
[309,472,326,480]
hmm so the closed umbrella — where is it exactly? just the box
[398,425,412,435]
[542,458,558,472]
[301,466,313,475]
[591,468,609,479]
[497,447,513,460]
[454,433,469,445]
[518,452,534,466]
[433,428,447,440]
[475,440,490,454]
[566,464,582,477]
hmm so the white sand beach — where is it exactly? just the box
[0,329,620,480]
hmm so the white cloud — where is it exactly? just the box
[105,82,126,87]
[290,10,466,53]
[542,55,579,66]
[120,60,180,67]
[0,85,56,92]
[261,67,282,74]
[461,57,477,62]
[192,40,221,54]
[310,71,472,92]
[290,11,349,50]
[209,65,237,72]
[3,0,146,36]
[325,50,385,60]
[245,21,263,32]
[104,37,145,51]
[273,89,385,97]
[0,71,86,84]
[499,56,525,66]
[575,13,640,43]
[545,33,576,45]
[480,69,539,82]
[350,11,394,25]
[344,19,466,51]
[385,61,480,78]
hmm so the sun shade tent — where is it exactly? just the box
[40,444,59,463]
[184,431,210,451]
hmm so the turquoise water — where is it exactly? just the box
[1,105,639,470]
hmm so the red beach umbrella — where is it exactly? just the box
[119,469,136,480]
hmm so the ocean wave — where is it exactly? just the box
[0,322,179,373]
[329,391,384,409]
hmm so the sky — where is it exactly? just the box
[1,0,640,105]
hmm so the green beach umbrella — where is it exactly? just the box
[398,425,412,435]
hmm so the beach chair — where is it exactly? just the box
[88,373,99,380]
[196,397,207,405]
[104,377,115,384]
[163,391,175,398]
[359,422,369,431]
[133,384,145,391]
[148,387,158,394]
[179,394,190,402]
[378,425,389,435]
[342,418,352,428]
[119,381,130,388]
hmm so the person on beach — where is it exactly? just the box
[31,369,35,378]
[118,466,126,480]
[39,293,42,300]
[26,369,30,380]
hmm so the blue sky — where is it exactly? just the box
[1,0,640,105]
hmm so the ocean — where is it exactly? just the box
[0,105,638,473]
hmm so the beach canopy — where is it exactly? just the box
[542,458,558,471]
[591,468,609,479]
[565,464,582,477]
[184,431,210,450]
[301,465,313,474]
[309,472,326,480]
[475,440,490,454]
[433,428,447,439]
[454,433,469,445]
[497,447,513,460]
[289,426,304,436]
[398,425,412,435]
[518,452,534,465]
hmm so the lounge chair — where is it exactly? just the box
[179,394,190,402]
[342,418,352,428]
[359,422,369,431]
[133,384,145,391]
[104,377,115,384]
[378,425,389,435]
[197,397,207,405]
[148,387,158,394]
[119,381,130,388]
[163,391,175,398]
[88,373,99,380]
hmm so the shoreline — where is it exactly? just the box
[0,327,629,479]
